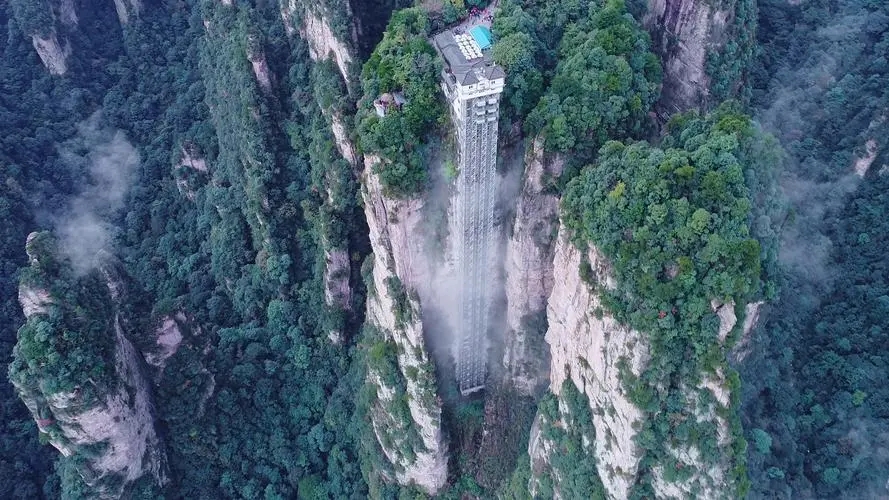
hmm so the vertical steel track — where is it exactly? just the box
[454,91,500,395]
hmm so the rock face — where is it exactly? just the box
[16,320,168,498]
[279,1,355,83]
[32,32,71,75]
[542,227,649,497]
[330,112,358,167]
[301,11,353,83]
[526,412,549,488]
[174,145,208,201]
[247,45,273,92]
[362,158,433,291]
[279,0,302,35]
[60,0,78,27]
[533,225,760,498]
[527,380,600,498]
[731,301,765,363]
[18,286,52,317]
[11,0,81,75]
[324,248,352,311]
[645,0,736,115]
[854,139,879,177]
[324,247,351,344]
[10,233,167,498]
[360,159,447,493]
[502,139,562,395]
[143,314,186,374]
[113,0,142,25]
[278,3,360,320]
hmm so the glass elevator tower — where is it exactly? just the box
[433,30,504,395]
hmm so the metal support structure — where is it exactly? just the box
[453,87,500,395]
[433,30,504,396]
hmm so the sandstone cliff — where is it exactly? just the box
[529,226,763,498]
[316,115,360,337]
[247,42,273,93]
[32,31,71,75]
[113,0,142,25]
[300,11,354,84]
[280,2,361,323]
[9,232,167,498]
[290,3,360,165]
[9,0,73,75]
[59,0,77,27]
[324,249,352,310]
[502,139,562,395]
[323,246,352,344]
[279,1,355,84]
[645,0,755,115]
[854,139,879,177]
[329,111,359,167]
[360,159,448,493]
[536,227,648,497]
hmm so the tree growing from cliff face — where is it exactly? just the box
[526,0,661,160]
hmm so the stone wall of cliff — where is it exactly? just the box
[278,1,363,333]
[32,31,71,75]
[501,139,562,395]
[113,0,141,25]
[10,0,74,75]
[537,226,649,497]
[9,233,167,498]
[279,0,355,84]
[359,158,447,494]
[13,0,140,75]
[644,0,756,116]
[528,225,764,498]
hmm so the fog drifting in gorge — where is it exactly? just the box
[753,13,874,290]
[742,7,889,496]
[54,112,139,274]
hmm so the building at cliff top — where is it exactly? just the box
[432,29,504,395]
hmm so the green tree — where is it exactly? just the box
[358,8,444,197]
[526,0,661,159]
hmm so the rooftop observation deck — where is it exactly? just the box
[431,19,504,99]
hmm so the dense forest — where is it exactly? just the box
[0,0,886,498]
[0,0,373,497]
[738,0,889,497]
